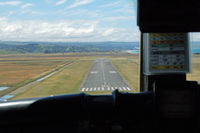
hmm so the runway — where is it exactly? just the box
[80,58,133,92]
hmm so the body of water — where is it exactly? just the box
[192,48,200,53]
[126,48,200,54]
[0,95,15,102]
[126,50,140,54]
[0,87,9,91]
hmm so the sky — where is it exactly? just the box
[0,0,139,42]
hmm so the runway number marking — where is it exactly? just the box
[90,71,98,74]
[109,71,117,74]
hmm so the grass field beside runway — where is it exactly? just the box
[2,53,200,100]
[187,54,200,83]
[0,60,68,86]
[10,54,139,99]
[111,58,139,92]
[0,54,75,97]
[12,60,93,99]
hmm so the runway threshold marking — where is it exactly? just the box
[81,87,133,92]
[127,87,131,90]
[123,87,126,91]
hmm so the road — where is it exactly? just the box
[80,58,133,92]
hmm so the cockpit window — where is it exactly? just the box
[187,33,200,84]
[0,0,139,101]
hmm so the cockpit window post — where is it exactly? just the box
[137,0,194,91]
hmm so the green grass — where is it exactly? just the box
[10,55,141,99]
[0,61,72,97]
[11,55,141,100]
[12,60,93,99]
[0,50,19,55]
[8,54,200,101]
[187,54,200,84]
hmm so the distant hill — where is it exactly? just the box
[0,41,139,54]
[0,41,199,54]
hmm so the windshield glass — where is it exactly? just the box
[0,0,139,101]
[187,33,200,84]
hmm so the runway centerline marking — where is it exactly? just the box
[101,60,106,87]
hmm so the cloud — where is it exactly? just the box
[103,16,135,21]
[21,3,33,9]
[0,1,21,6]
[0,18,139,42]
[68,0,93,9]
[56,0,67,6]
[7,11,14,17]
[0,17,7,21]
[100,1,121,8]
[60,9,102,19]
[102,29,115,36]
[190,33,200,42]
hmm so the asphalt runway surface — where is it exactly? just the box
[80,58,133,92]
